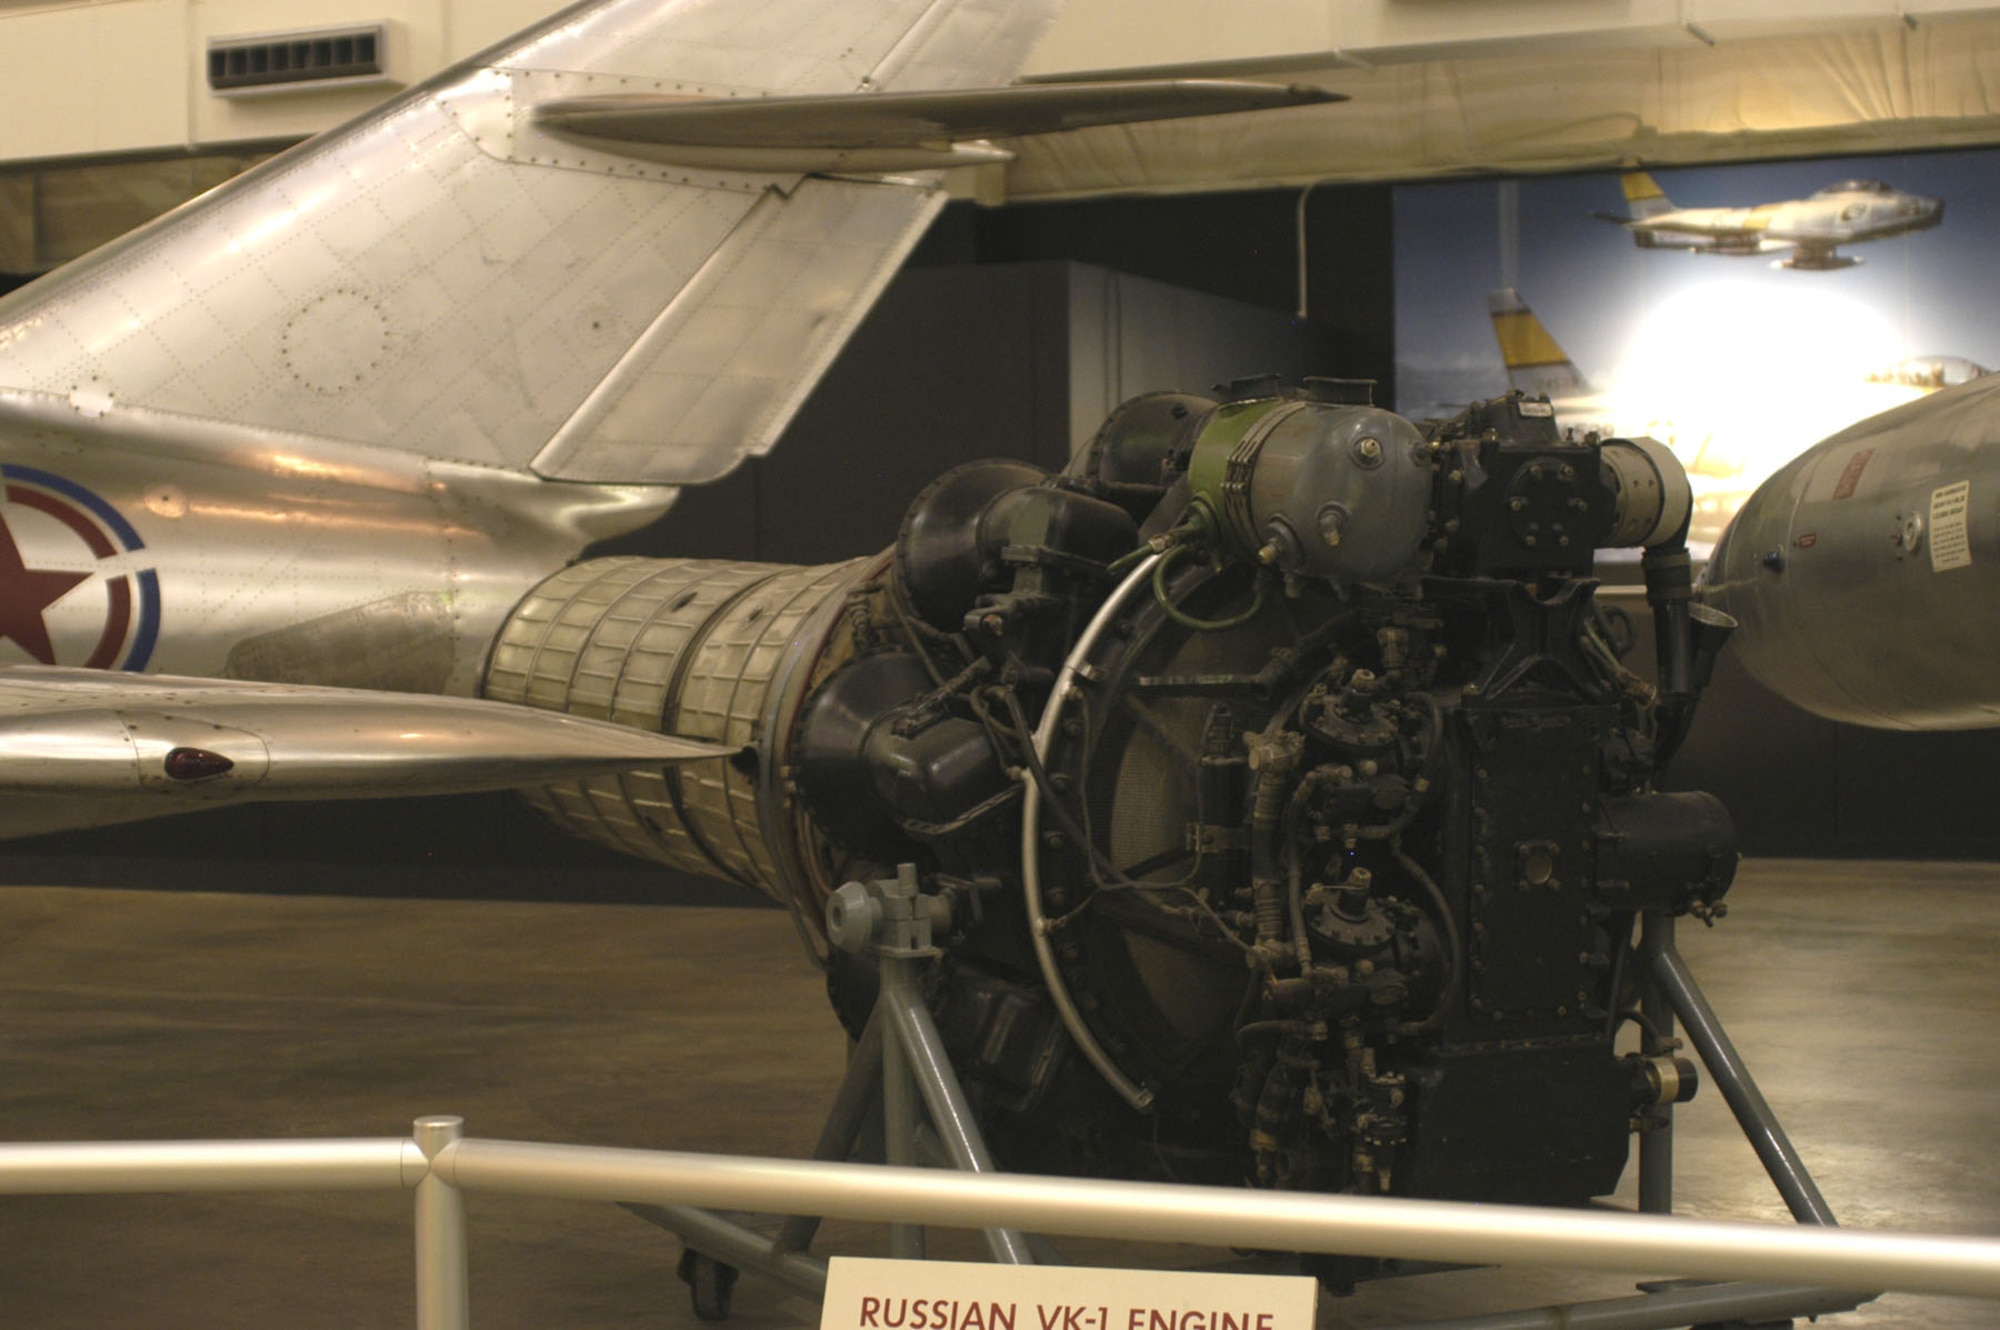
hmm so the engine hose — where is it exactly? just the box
[1107,542,1155,577]
[1251,794,1288,949]
[1152,542,1269,631]
[881,575,954,688]
[1108,516,1206,578]
[999,687,1157,896]
[1247,724,1305,954]
[1021,551,1166,1113]
[1283,768,1342,973]
[1391,844,1463,1036]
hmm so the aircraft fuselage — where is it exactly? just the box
[0,404,673,695]
[1631,180,1942,264]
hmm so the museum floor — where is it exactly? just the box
[0,859,1991,1329]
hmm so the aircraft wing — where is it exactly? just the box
[535,80,1341,162]
[0,0,1071,489]
[0,665,739,838]
[1631,220,1755,242]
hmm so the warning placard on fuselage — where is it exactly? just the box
[1931,480,1973,572]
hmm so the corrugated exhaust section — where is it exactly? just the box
[483,554,883,920]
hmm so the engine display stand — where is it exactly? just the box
[631,865,1030,1319]
[1402,911,1871,1330]
[637,890,1871,1330]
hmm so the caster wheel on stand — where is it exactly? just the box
[678,1247,740,1322]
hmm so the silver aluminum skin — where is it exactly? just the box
[1703,373,2000,729]
[0,0,1067,829]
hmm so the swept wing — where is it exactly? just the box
[534,80,1341,171]
[0,0,1072,489]
[0,665,739,838]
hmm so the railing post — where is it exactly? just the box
[414,1116,469,1330]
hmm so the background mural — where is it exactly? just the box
[1394,150,2000,550]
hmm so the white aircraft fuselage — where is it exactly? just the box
[1622,176,1942,269]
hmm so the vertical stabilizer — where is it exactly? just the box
[1488,288,1589,401]
[1620,170,1675,221]
[0,0,1065,487]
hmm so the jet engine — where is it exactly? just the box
[483,380,1737,1276]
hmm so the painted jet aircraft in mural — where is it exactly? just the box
[0,0,1331,839]
[1602,171,1943,270]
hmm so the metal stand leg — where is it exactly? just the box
[1636,912,1677,1217]
[1392,914,1870,1330]
[1650,938,1838,1228]
[878,950,1034,1264]
[633,864,1032,1318]
[880,967,927,1260]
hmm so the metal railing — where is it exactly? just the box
[3,1118,2000,1329]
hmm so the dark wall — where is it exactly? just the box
[915,189,1396,400]
[1606,592,2000,860]
[1671,654,2000,860]
[595,260,1080,566]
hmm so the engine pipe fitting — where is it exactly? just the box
[1020,552,1166,1114]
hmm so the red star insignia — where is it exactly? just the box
[0,510,88,664]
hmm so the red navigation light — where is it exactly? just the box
[163,747,234,782]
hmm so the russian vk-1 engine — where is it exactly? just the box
[484,379,1737,1271]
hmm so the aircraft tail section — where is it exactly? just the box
[0,0,1064,488]
[1620,170,1675,221]
[1488,288,1589,401]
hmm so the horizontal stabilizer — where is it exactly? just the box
[0,0,1074,489]
[0,666,737,838]
[534,79,1343,172]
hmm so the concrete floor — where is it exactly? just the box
[0,859,1993,1328]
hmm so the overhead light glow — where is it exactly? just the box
[1600,278,1926,544]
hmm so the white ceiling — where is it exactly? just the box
[998,0,2000,198]
[3,0,1999,197]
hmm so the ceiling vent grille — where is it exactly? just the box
[207,24,392,96]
